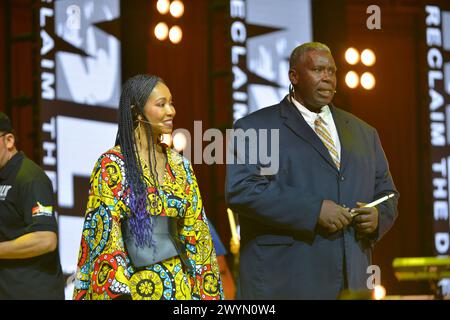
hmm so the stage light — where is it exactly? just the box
[170,0,184,18]
[345,71,359,89]
[154,22,169,41]
[156,0,170,15]
[160,133,173,147]
[173,131,187,152]
[361,72,376,90]
[361,49,376,66]
[169,25,182,44]
[373,285,386,300]
[345,47,359,65]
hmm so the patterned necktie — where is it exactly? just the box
[314,116,340,169]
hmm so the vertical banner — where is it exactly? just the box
[425,4,450,256]
[425,3,450,294]
[230,0,312,121]
[38,0,121,298]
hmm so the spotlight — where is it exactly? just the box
[160,133,173,147]
[345,47,359,65]
[169,25,182,44]
[373,285,386,300]
[345,71,359,89]
[170,0,184,18]
[361,49,376,66]
[156,0,170,15]
[361,72,376,90]
[173,132,187,152]
[154,22,169,41]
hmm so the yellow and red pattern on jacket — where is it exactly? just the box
[73,146,223,300]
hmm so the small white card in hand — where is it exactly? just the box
[350,193,395,217]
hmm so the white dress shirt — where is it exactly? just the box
[290,97,341,159]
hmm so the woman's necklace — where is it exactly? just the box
[139,149,167,185]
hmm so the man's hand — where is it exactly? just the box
[351,202,379,235]
[318,200,353,233]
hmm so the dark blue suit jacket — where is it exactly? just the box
[225,97,398,299]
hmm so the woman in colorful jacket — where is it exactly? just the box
[73,75,223,300]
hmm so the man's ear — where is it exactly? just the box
[288,68,298,85]
[5,133,15,149]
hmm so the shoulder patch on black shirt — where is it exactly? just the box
[31,202,54,217]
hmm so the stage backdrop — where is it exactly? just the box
[423,3,450,293]
[231,0,312,121]
[38,0,121,298]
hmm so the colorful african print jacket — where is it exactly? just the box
[73,146,224,300]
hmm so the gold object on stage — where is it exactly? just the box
[393,256,450,281]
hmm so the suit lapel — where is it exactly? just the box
[330,104,352,173]
[280,97,339,172]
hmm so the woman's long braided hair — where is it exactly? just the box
[116,74,164,248]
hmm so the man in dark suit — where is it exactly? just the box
[225,42,398,299]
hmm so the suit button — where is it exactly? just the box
[340,176,345,181]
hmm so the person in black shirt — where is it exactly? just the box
[0,112,64,299]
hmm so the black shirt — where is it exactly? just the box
[0,152,64,299]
